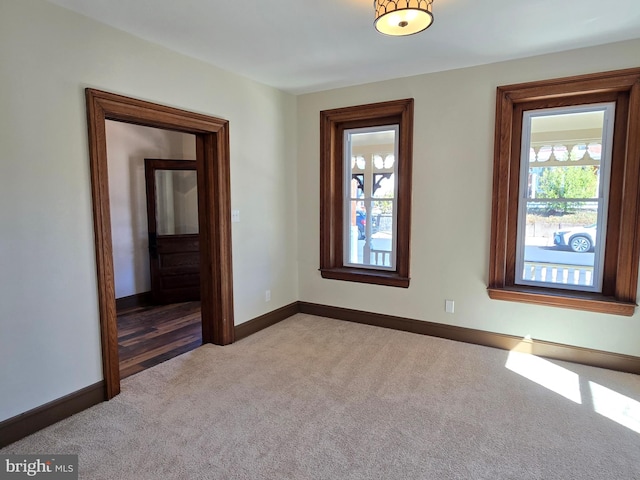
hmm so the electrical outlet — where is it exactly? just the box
[231,210,240,223]
[265,290,271,302]
[445,299,455,313]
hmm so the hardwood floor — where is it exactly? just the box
[117,301,202,379]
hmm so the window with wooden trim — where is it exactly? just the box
[488,68,640,315]
[320,99,413,287]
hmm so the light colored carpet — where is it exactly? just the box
[3,314,640,479]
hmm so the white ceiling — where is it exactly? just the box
[46,0,640,94]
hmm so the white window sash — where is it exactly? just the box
[514,103,615,292]
[343,125,399,270]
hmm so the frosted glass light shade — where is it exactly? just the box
[374,0,434,36]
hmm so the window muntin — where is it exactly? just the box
[343,125,399,270]
[515,104,615,293]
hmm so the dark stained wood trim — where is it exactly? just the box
[498,67,640,102]
[0,382,104,448]
[319,99,413,287]
[488,67,640,314]
[86,89,234,399]
[213,124,235,344]
[487,287,635,316]
[235,302,300,341]
[319,268,410,288]
[298,302,640,375]
[86,91,119,399]
[115,292,153,312]
[488,86,513,288]
[602,92,628,297]
[618,81,640,300]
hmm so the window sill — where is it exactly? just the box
[320,268,410,288]
[487,286,636,316]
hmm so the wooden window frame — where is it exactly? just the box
[488,68,640,315]
[320,99,413,288]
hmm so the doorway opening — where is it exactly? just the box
[106,120,202,377]
[86,89,235,399]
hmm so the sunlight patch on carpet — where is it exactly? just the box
[506,350,582,404]
[589,381,640,434]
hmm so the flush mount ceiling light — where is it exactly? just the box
[374,0,434,36]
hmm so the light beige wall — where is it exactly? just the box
[297,38,640,357]
[0,0,298,421]
[105,121,196,299]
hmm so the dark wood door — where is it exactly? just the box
[145,159,200,304]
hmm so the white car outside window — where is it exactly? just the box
[553,225,596,253]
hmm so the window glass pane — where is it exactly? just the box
[516,105,614,292]
[346,200,366,264]
[344,126,398,270]
[523,200,598,287]
[373,173,395,199]
[155,170,198,235]
[351,174,364,199]
[370,200,394,267]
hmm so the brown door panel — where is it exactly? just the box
[145,159,200,304]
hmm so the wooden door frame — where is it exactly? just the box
[86,89,235,399]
